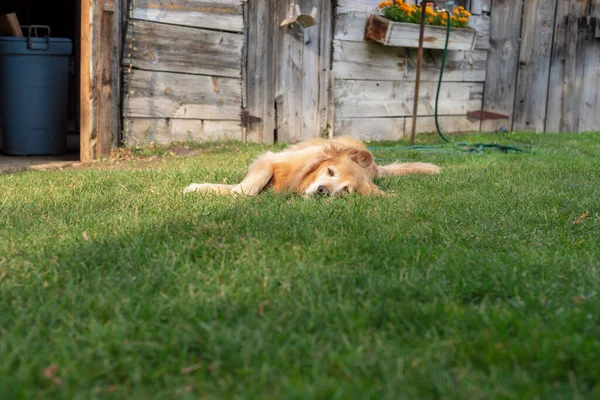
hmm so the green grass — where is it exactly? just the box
[1,132,599,399]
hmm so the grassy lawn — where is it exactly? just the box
[1,132,599,399]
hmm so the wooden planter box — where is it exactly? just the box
[365,14,476,51]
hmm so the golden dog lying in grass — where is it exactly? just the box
[184,137,441,197]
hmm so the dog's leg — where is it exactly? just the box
[377,163,441,176]
[231,158,274,196]
[183,183,236,194]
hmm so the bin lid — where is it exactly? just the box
[0,37,72,56]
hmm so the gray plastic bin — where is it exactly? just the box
[0,27,73,156]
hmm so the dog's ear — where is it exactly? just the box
[346,149,374,168]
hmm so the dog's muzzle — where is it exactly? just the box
[317,185,330,196]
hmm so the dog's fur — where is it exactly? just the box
[184,137,440,197]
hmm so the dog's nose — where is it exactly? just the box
[317,185,330,196]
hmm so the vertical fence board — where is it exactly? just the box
[545,0,571,132]
[481,0,523,132]
[245,0,278,143]
[512,0,556,132]
[546,0,588,132]
[577,1,600,132]
[276,1,305,143]
[318,0,334,137]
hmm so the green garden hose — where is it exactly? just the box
[369,8,528,156]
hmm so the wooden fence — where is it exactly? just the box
[119,0,600,148]
[121,0,245,145]
[484,0,600,133]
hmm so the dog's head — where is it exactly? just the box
[298,146,383,197]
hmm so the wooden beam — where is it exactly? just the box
[97,0,116,157]
[80,0,95,162]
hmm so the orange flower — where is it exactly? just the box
[463,11,471,17]
[395,0,403,4]
[451,15,457,21]
[428,17,434,23]
[378,1,387,8]
[458,6,465,10]
[453,8,460,15]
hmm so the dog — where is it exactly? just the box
[184,137,441,197]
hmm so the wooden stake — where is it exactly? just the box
[410,2,427,146]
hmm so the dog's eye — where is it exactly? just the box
[343,186,350,193]
[327,168,334,177]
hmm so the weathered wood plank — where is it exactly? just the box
[336,0,378,14]
[333,115,479,141]
[334,118,406,141]
[132,0,244,32]
[301,0,323,141]
[481,0,523,132]
[404,115,481,134]
[245,0,277,143]
[123,118,242,145]
[334,79,483,118]
[123,20,243,78]
[512,0,556,132]
[333,40,487,82]
[578,2,600,132]
[565,8,590,133]
[545,0,570,132]
[318,0,334,137]
[545,0,588,132]
[276,18,304,143]
[124,70,242,119]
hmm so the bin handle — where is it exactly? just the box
[22,25,52,51]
